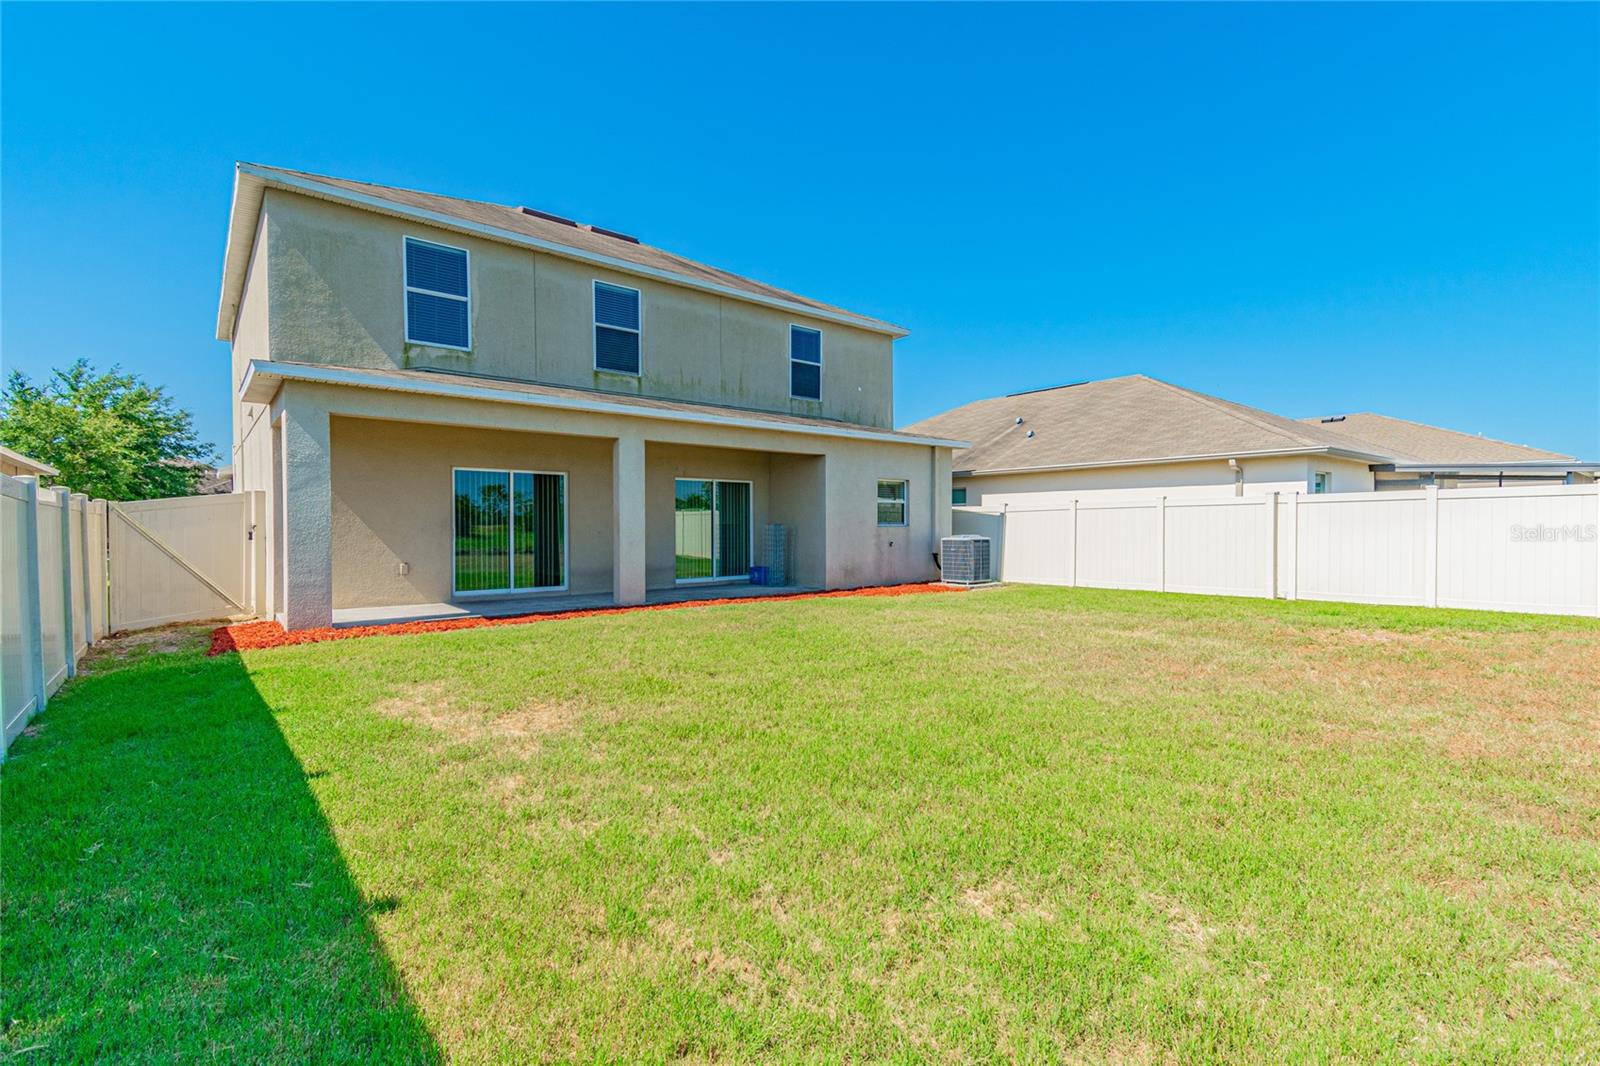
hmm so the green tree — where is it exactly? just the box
[0,360,213,501]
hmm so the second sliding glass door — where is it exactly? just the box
[674,478,752,582]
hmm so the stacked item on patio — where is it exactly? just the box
[760,523,789,587]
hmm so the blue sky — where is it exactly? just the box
[3,3,1596,459]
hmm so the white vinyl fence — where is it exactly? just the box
[2,473,263,757]
[954,483,1600,618]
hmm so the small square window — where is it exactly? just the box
[1313,471,1331,494]
[877,479,908,526]
[952,487,968,506]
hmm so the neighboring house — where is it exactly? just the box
[1297,413,1595,489]
[194,463,234,495]
[0,444,57,481]
[219,163,961,630]
[165,458,235,495]
[904,375,1594,509]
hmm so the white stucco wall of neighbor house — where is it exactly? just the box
[957,455,1374,509]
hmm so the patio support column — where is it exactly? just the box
[613,433,647,605]
[279,402,334,630]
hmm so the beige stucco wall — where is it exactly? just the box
[268,381,948,623]
[957,455,1375,509]
[231,211,272,487]
[330,417,616,607]
[254,189,896,428]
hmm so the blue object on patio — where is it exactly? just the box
[749,566,769,586]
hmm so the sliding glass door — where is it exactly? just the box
[454,469,566,594]
[674,478,752,582]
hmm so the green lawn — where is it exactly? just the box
[4,587,1598,1063]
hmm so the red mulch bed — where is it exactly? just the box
[208,583,963,655]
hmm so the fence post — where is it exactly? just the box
[1068,498,1078,587]
[19,477,47,718]
[74,493,93,647]
[1156,496,1167,592]
[90,499,110,638]
[55,487,77,678]
[1264,492,1279,599]
[1423,485,1440,608]
[1283,493,1299,601]
[1594,485,1600,619]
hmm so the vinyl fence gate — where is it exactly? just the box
[2,476,263,757]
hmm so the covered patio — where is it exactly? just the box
[244,361,953,630]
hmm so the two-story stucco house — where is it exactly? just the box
[219,164,962,630]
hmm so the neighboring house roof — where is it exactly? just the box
[240,360,968,450]
[901,375,1393,475]
[1296,412,1574,465]
[217,162,907,342]
[0,444,58,478]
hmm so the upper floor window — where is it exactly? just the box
[952,486,968,506]
[404,237,470,350]
[790,325,822,400]
[1313,471,1331,494]
[594,281,641,374]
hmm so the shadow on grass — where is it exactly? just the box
[0,634,439,1062]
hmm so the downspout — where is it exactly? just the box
[1229,458,1244,497]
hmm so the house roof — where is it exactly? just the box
[240,360,967,450]
[901,375,1394,475]
[217,163,907,342]
[0,443,58,478]
[1296,412,1573,465]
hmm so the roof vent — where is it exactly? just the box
[588,224,640,245]
[1026,429,1035,438]
[1320,415,1347,423]
[520,206,579,227]
[1015,417,1024,425]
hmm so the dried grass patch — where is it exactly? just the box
[80,624,212,670]
[373,680,586,754]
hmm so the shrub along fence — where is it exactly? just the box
[955,483,1600,618]
[1,472,262,757]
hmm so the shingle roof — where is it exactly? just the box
[1296,412,1573,464]
[219,163,903,339]
[901,375,1394,474]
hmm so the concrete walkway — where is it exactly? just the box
[331,583,813,628]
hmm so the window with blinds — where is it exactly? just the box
[405,238,470,349]
[790,325,822,400]
[594,281,641,374]
[453,469,566,593]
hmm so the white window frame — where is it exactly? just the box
[673,476,755,585]
[789,324,823,401]
[404,236,471,351]
[1312,470,1332,494]
[593,280,643,376]
[450,466,570,597]
[877,478,909,527]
